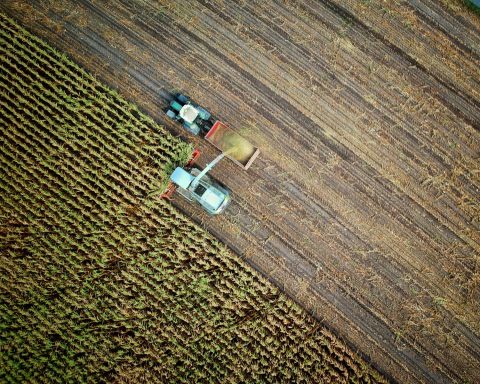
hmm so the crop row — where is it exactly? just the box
[0,12,385,384]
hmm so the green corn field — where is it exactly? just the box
[0,13,385,383]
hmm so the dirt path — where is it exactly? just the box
[2,1,479,383]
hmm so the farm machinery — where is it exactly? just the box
[162,93,259,214]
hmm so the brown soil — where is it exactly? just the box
[2,0,478,383]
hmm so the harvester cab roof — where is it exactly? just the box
[178,104,199,124]
[169,159,230,215]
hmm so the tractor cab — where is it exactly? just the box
[166,94,212,136]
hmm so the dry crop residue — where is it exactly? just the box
[0,14,385,383]
[2,0,478,383]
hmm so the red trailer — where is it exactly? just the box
[205,121,260,170]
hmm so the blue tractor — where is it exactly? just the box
[166,94,213,136]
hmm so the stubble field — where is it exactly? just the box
[1,1,479,383]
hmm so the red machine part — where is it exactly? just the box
[186,149,201,167]
[204,120,223,140]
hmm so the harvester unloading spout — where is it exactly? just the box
[169,152,230,215]
[191,153,226,189]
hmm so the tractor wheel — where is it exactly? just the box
[197,107,211,121]
[176,94,189,104]
[170,100,183,112]
[166,110,177,119]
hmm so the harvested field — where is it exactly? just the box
[0,14,384,383]
[1,0,479,383]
